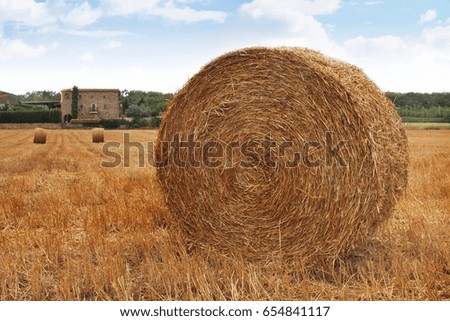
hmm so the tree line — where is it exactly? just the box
[17,91,61,102]
[386,92,450,108]
[386,92,450,122]
[121,90,172,118]
[2,89,450,123]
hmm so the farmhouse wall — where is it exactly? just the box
[61,89,121,122]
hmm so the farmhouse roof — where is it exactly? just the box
[61,88,120,93]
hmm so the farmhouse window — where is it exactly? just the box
[91,104,97,111]
[104,104,107,109]
[80,104,83,109]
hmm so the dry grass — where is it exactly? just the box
[404,123,450,130]
[0,129,448,300]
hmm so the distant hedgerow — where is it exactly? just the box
[0,110,61,123]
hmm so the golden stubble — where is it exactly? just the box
[0,129,448,300]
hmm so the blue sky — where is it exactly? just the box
[0,0,449,94]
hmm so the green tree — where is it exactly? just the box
[150,116,162,128]
[121,90,129,114]
[125,104,150,118]
[18,91,60,101]
[71,86,78,119]
[120,90,172,114]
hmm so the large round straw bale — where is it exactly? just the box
[33,128,47,144]
[312,54,409,225]
[156,47,408,262]
[92,128,104,143]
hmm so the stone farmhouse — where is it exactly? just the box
[60,88,121,122]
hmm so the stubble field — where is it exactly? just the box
[0,129,448,300]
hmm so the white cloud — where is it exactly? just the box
[239,0,340,50]
[422,23,450,49]
[0,0,55,26]
[127,66,146,78]
[80,51,95,61]
[344,35,407,55]
[61,29,130,38]
[174,0,209,3]
[0,0,102,28]
[340,20,450,92]
[240,0,341,18]
[100,0,154,16]
[102,39,122,49]
[153,1,227,23]
[63,2,102,27]
[0,27,56,60]
[364,1,382,5]
[237,1,449,92]
[101,0,227,23]
[0,0,226,34]
[0,36,48,60]
[419,9,437,24]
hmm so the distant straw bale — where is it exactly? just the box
[33,128,47,144]
[92,128,104,143]
[155,47,409,262]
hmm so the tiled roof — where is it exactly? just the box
[61,88,120,93]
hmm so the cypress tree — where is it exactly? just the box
[71,86,78,119]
